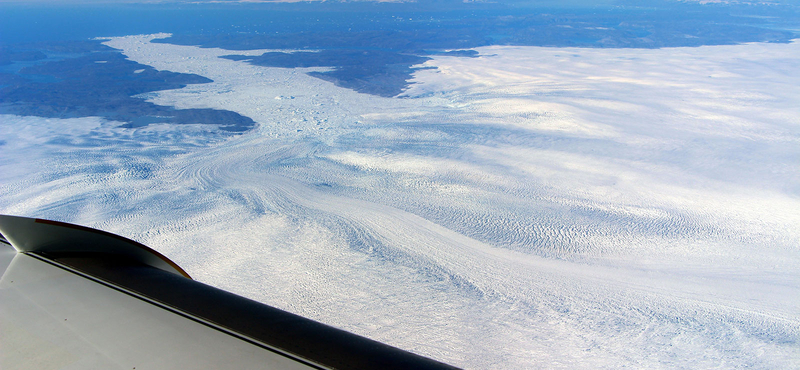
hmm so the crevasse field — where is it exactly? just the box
[1,33,799,368]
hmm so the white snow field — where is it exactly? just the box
[1,34,799,368]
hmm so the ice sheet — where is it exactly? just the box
[1,34,798,368]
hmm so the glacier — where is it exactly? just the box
[1,34,798,369]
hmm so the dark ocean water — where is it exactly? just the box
[0,3,504,46]
[0,1,797,128]
[1,1,797,47]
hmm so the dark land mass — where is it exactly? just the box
[0,46,254,132]
[0,41,116,67]
[154,1,797,97]
[151,0,799,51]
[222,50,430,97]
[171,29,489,96]
[21,40,116,54]
[158,16,796,52]
[160,29,494,53]
[427,50,480,58]
[1,0,797,113]
[0,72,30,86]
[0,48,46,66]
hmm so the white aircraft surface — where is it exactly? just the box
[0,214,458,370]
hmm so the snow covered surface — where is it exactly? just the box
[1,34,799,368]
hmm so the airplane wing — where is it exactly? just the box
[0,215,459,370]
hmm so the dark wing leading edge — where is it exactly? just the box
[0,214,459,370]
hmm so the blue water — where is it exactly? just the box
[1,4,292,44]
[2,2,794,48]
[0,3,504,46]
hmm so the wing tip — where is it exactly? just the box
[0,214,191,280]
